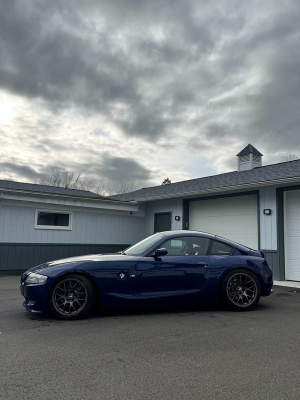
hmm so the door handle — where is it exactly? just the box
[197,262,208,268]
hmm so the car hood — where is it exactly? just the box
[26,253,139,274]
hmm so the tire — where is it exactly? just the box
[221,269,261,311]
[50,274,95,320]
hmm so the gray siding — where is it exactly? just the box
[0,204,145,244]
[259,187,277,250]
[144,198,184,236]
[258,181,300,252]
[0,243,130,271]
[263,250,280,281]
[144,188,280,251]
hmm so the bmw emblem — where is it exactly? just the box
[118,272,126,280]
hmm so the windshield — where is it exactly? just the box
[124,233,165,256]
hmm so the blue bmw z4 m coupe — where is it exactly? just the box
[20,230,273,319]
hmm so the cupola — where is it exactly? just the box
[236,144,263,171]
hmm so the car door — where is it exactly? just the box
[136,236,211,300]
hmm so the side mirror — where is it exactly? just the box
[155,248,168,257]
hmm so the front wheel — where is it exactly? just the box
[50,274,95,320]
[221,269,261,311]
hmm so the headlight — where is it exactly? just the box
[25,272,48,284]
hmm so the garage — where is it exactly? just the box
[284,190,300,281]
[113,144,300,282]
[189,194,258,249]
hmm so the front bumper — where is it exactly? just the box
[20,281,51,313]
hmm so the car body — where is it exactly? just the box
[20,230,273,319]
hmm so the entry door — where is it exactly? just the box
[154,212,171,233]
[284,190,300,281]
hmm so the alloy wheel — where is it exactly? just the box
[52,278,88,316]
[226,272,258,308]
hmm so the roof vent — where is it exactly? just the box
[236,144,263,172]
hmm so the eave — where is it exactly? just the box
[0,188,139,212]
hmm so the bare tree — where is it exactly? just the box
[162,178,172,185]
[37,168,107,194]
[108,181,141,195]
[280,154,298,162]
[78,181,108,196]
[37,168,140,196]
[38,168,82,189]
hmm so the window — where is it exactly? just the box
[157,236,210,256]
[210,241,232,255]
[35,210,72,230]
[240,155,250,162]
[124,233,164,256]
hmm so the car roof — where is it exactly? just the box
[160,230,251,252]
[161,230,216,239]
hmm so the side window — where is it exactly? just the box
[210,241,233,256]
[159,236,210,256]
[35,210,72,230]
[163,239,184,256]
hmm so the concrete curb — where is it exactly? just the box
[273,280,300,289]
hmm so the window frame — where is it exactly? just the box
[208,240,234,256]
[34,209,73,230]
[124,233,165,256]
[148,235,211,257]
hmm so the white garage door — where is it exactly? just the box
[189,194,258,249]
[284,190,300,281]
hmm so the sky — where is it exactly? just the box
[0,0,300,191]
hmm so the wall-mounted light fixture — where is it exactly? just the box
[263,209,272,215]
[175,216,180,221]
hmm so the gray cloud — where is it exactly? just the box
[1,0,300,184]
[0,154,153,190]
[249,47,300,148]
[0,0,241,140]
[0,1,139,110]
[80,154,153,185]
[0,162,42,181]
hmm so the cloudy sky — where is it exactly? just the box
[0,0,299,190]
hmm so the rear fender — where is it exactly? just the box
[217,265,263,302]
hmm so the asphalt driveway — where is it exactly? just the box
[0,275,300,400]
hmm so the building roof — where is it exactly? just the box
[236,143,263,157]
[111,160,300,202]
[0,180,111,200]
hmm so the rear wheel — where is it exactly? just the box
[50,274,95,320]
[221,269,261,311]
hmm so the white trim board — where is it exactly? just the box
[1,198,145,217]
[0,191,139,212]
[34,209,73,231]
[284,190,300,281]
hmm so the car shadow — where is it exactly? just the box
[25,301,269,322]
